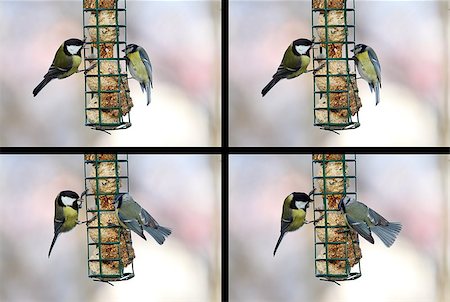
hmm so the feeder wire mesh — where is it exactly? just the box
[83,0,133,132]
[311,0,361,131]
[312,153,361,282]
[84,153,135,282]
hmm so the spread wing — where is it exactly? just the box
[346,214,374,244]
[368,208,389,226]
[118,210,146,240]
[140,208,158,228]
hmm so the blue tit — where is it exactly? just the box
[33,38,85,97]
[114,193,171,244]
[338,196,402,247]
[352,44,382,105]
[262,38,313,97]
[123,44,153,105]
[48,190,86,257]
[273,191,314,256]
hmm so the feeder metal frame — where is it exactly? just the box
[84,153,134,282]
[311,0,360,131]
[312,154,362,282]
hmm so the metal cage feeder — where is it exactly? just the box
[84,153,135,282]
[312,153,361,282]
[311,0,361,132]
[82,0,133,132]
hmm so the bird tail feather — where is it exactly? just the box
[48,233,59,258]
[374,83,380,105]
[145,82,151,105]
[143,225,171,245]
[33,77,53,97]
[273,233,285,256]
[261,77,281,97]
[371,222,401,247]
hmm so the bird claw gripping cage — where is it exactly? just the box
[83,0,133,132]
[84,153,135,282]
[312,153,362,282]
[312,0,361,131]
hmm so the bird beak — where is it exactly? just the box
[308,188,315,202]
[80,189,89,198]
[338,198,344,211]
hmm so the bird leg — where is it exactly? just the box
[77,62,97,74]
[305,214,325,225]
[78,215,97,224]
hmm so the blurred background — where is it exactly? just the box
[0,154,221,301]
[229,1,448,146]
[0,1,221,147]
[229,154,449,302]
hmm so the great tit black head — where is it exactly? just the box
[292,38,313,56]
[290,192,313,210]
[58,190,83,209]
[122,44,139,55]
[351,44,367,55]
[62,38,85,56]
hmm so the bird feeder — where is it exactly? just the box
[83,0,133,132]
[312,153,361,282]
[312,0,361,131]
[84,153,135,282]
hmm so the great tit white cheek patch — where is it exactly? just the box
[61,196,77,206]
[295,45,311,55]
[67,45,83,55]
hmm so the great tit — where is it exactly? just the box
[338,196,401,247]
[262,38,313,97]
[352,44,382,105]
[273,191,314,256]
[33,38,85,97]
[123,44,153,105]
[114,193,171,244]
[48,190,86,258]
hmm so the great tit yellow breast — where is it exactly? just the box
[128,51,149,82]
[291,55,310,78]
[286,209,306,232]
[68,55,82,75]
[61,206,78,232]
[355,51,377,82]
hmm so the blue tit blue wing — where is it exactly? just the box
[118,211,146,240]
[368,208,389,226]
[346,214,374,244]
[368,47,381,85]
[140,208,171,244]
[138,48,153,88]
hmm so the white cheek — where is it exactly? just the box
[295,45,311,55]
[67,45,82,55]
[295,201,308,209]
[61,196,76,206]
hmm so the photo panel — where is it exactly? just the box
[229,153,447,301]
[0,153,221,300]
[229,1,447,146]
[0,1,221,147]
